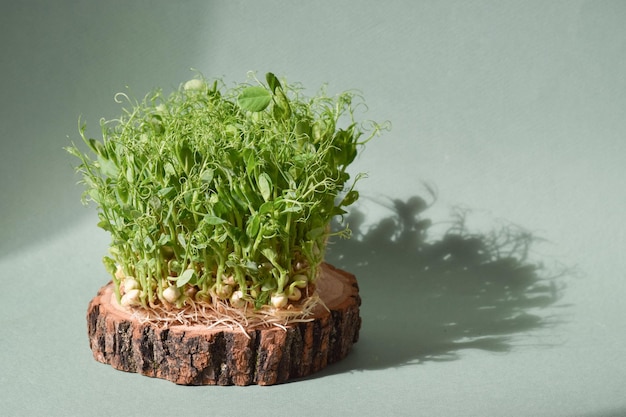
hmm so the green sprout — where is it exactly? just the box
[68,72,385,318]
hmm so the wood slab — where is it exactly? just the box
[86,263,361,385]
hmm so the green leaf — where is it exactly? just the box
[282,204,302,213]
[157,233,170,246]
[245,261,258,272]
[203,215,227,225]
[177,233,187,248]
[143,236,155,250]
[102,256,117,275]
[177,268,196,287]
[88,189,101,203]
[163,162,177,177]
[177,143,195,171]
[274,88,291,113]
[212,199,229,217]
[88,138,106,157]
[125,165,135,184]
[97,220,112,232]
[149,195,161,211]
[115,187,129,205]
[258,173,272,202]
[183,191,194,206]
[261,247,277,262]
[306,227,326,240]
[157,187,175,198]
[200,168,214,185]
[340,190,359,207]
[244,149,257,174]
[97,155,119,178]
[246,213,261,238]
[237,86,271,112]
[266,72,282,93]
[271,87,291,120]
[331,206,348,216]
[259,201,274,215]
[295,120,312,140]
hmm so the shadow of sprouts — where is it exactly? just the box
[322,194,569,371]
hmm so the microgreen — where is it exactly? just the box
[68,72,385,314]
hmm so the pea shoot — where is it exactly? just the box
[68,72,385,324]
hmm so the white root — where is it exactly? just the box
[230,290,246,308]
[215,284,233,300]
[114,271,322,331]
[162,285,181,304]
[223,275,236,286]
[271,293,288,308]
[121,289,140,307]
[123,277,139,292]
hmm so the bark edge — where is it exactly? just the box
[86,263,361,385]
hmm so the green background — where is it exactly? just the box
[2,1,625,416]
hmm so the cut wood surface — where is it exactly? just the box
[86,263,361,385]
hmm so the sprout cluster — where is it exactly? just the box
[68,72,383,312]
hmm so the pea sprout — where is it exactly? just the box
[68,72,386,323]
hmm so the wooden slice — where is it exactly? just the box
[86,263,361,385]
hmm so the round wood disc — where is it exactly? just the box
[86,263,361,385]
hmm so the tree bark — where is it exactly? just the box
[86,263,361,385]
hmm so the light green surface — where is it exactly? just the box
[2,1,625,416]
